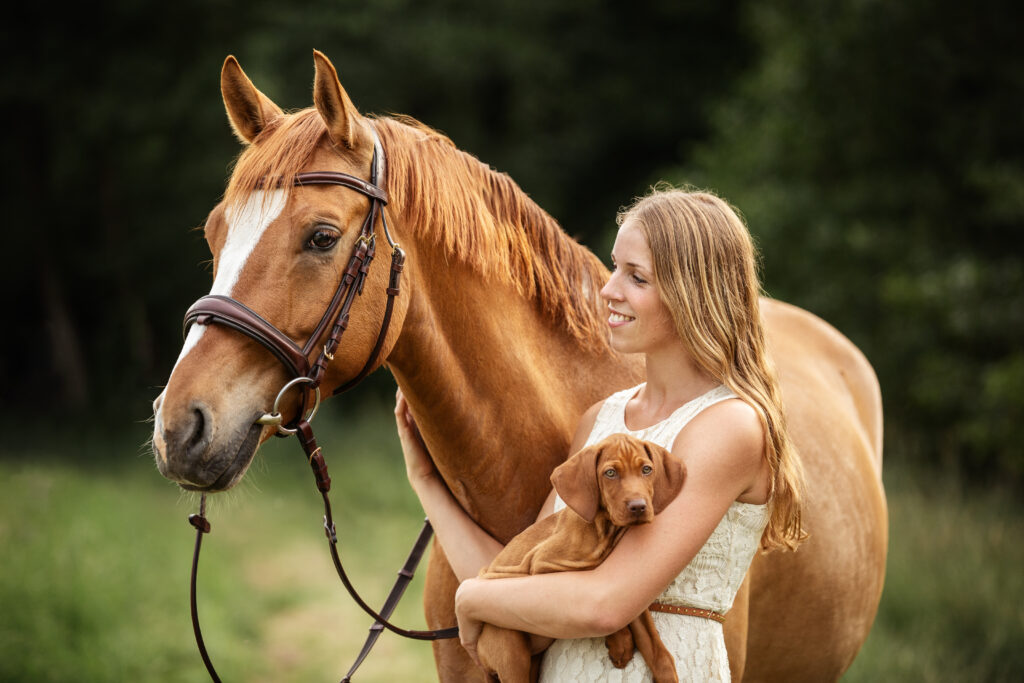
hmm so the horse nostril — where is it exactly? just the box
[628,500,647,515]
[185,403,212,460]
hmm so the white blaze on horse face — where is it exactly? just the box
[172,189,289,370]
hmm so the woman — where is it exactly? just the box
[396,187,805,681]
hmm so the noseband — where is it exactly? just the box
[180,128,457,683]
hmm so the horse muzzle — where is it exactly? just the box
[153,392,265,491]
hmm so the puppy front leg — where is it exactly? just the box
[629,610,678,683]
[477,623,535,683]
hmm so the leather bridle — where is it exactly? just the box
[183,132,399,408]
[181,127,458,683]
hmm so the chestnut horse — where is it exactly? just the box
[152,51,887,682]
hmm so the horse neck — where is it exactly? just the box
[387,231,640,542]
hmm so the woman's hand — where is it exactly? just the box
[454,578,485,667]
[395,388,439,488]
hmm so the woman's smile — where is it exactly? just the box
[608,309,635,326]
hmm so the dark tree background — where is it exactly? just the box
[2,0,1021,486]
[676,0,1024,484]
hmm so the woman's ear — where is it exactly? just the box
[550,444,602,523]
[647,442,686,514]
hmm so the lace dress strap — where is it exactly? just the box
[556,384,741,515]
[587,383,739,451]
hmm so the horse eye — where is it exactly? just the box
[307,227,339,251]
[604,468,618,479]
[642,465,654,475]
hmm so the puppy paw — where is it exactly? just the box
[604,628,635,668]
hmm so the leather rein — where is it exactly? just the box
[181,129,457,683]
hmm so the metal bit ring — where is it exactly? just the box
[256,377,321,435]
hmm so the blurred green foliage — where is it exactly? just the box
[2,0,1021,484]
[671,0,1024,484]
[1,0,750,412]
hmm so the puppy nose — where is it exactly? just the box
[627,499,648,516]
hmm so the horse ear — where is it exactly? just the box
[550,443,602,523]
[312,50,363,150]
[220,55,283,144]
[646,442,686,514]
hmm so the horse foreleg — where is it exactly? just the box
[424,541,489,682]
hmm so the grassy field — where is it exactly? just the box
[1,404,1021,682]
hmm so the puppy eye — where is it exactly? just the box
[642,465,654,475]
[603,468,618,479]
[307,226,339,251]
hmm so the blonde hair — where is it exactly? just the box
[619,186,806,550]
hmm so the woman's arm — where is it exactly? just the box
[396,391,607,581]
[455,398,767,654]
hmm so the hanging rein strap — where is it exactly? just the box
[295,421,459,642]
[339,518,438,683]
[183,130,456,683]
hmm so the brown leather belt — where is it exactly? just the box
[650,602,726,624]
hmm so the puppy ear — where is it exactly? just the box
[646,442,686,514]
[551,444,602,523]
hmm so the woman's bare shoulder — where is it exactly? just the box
[671,398,765,490]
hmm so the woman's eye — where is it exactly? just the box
[604,468,618,479]
[307,228,339,251]
[642,465,654,475]
[631,273,647,285]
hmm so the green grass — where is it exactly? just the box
[1,405,1021,682]
[843,460,1024,683]
[0,405,436,682]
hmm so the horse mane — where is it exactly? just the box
[225,109,612,352]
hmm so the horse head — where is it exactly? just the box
[152,52,408,491]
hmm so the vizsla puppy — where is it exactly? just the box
[476,433,686,683]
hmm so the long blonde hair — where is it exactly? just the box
[619,186,806,550]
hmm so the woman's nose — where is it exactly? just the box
[600,272,622,301]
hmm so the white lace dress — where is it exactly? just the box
[539,384,769,682]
